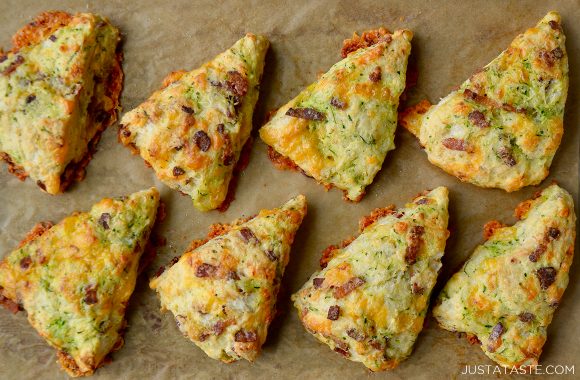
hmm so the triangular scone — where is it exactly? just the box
[260,28,412,201]
[0,11,123,194]
[292,187,449,371]
[0,188,160,377]
[119,34,269,211]
[150,195,307,362]
[401,12,568,192]
[433,184,575,368]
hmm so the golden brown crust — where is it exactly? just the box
[0,152,28,181]
[267,145,300,172]
[483,220,506,240]
[11,11,73,52]
[399,99,432,136]
[358,206,396,232]
[17,221,53,249]
[341,27,392,58]
[161,70,187,88]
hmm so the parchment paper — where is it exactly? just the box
[0,1,578,379]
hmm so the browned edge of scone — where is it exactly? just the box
[0,11,125,194]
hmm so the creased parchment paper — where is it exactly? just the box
[0,1,578,379]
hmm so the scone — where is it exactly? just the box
[119,34,269,211]
[401,12,567,192]
[433,184,576,368]
[150,195,307,362]
[292,187,449,370]
[0,188,160,376]
[0,11,123,194]
[260,28,413,201]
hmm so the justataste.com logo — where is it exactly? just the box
[460,364,575,376]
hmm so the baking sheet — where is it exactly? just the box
[0,0,578,379]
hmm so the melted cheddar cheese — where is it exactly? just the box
[260,29,412,201]
[150,195,307,362]
[120,34,268,211]
[292,187,449,370]
[434,184,576,368]
[0,11,122,194]
[0,188,159,376]
[402,12,567,192]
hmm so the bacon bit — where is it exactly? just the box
[320,236,355,268]
[84,286,98,305]
[217,124,235,166]
[239,228,259,244]
[548,227,561,240]
[0,55,6,63]
[48,34,57,42]
[518,312,535,323]
[25,94,36,104]
[415,197,429,205]
[334,347,351,357]
[193,130,211,152]
[225,70,248,98]
[181,105,194,114]
[313,277,325,289]
[19,256,32,270]
[172,166,185,177]
[341,27,392,58]
[483,220,505,240]
[536,267,557,289]
[487,323,504,352]
[468,110,490,128]
[36,180,46,191]
[234,329,257,342]
[17,221,53,249]
[120,127,131,138]
[327,305,340,320]
[334,277,365,299]
[265,249,277,261]
[227,271,240,281]
[369,66,382,82]
[213,320,225,336]
[359,205,396,232]
[330,97,346,109]
[497,146,516,167]
[412,283,424,295]
[529,243,547,263]
[196,263,217,278]
[346,328,365,342]
[0,291,20,314]
[286,107,325,121]
[267,146,300,172]
[549,20,561,31]
[2,55,24,75]
[442,138,473,153]
[98,213,111,229]
[405,225,425,265]
[551,47,564,59]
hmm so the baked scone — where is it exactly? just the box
[433,184,575,368]
[0,11,123,194]
[119,34,269,211]
[260,28,413,201]
[401,12,568,192]
[0,188,160,376]
[150,195,307,362]
[292,187,449,370]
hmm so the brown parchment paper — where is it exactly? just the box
[0,1,578,379]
